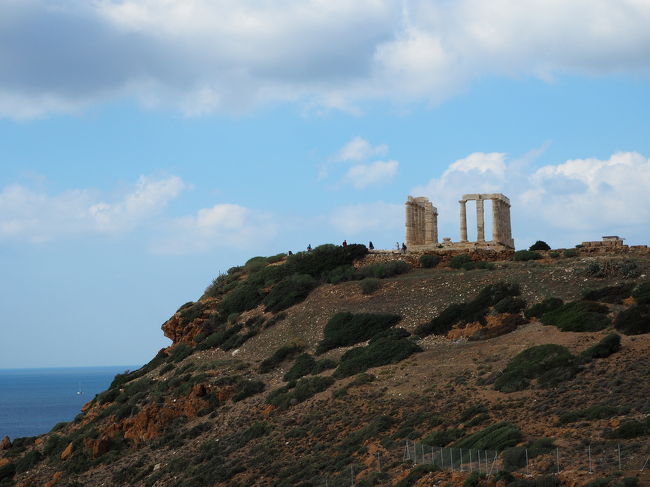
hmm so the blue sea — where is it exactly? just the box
[0,366,139,440]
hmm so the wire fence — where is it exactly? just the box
[402,439,650,477]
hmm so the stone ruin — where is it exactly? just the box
[405,193,515,251]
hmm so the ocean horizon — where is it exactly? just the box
[0,365,140,441]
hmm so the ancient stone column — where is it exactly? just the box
[424,203,434,245]
[476,198,485,242]
[431,206,439,244]
[405,200,415,246]
[491,199,501,244]
[459,200,468,242]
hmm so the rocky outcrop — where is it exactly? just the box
[0,436,11,450]
[60,442,73,461]
[447,313,527,341]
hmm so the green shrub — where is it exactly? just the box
[232,380,265,402]
[0,462,15,482]
[333,336,421,378]
[633,282,650,304]
[604,420,648,439]
[317,312,401,354]
[169,343,193,363]
[583,283,634,304]
[312,358,337,374]
[259,344,303,373]
[218,283,263,317]
[416,282,521,337]
[359,278,380,295]
[196,324,242,351]
[284,354,317,381]
[266,376,335,409]
[549,251,561,258]
[422,428,462,447]
[358,260,411,279]
[529,241,551,251]
[460,404,488,422]
[584,259,640,279]
[494,344,579,392]
[524,297,564,319]
[513,250,542,261]
[494,296,527,314]
[615,305,650,335]
[454,422,522,450]
[395,465,439,487]
[462,472,486,487]
[419,254,441,268]
[581,334,621,361]
[502,439,554,471]
[285,243,367,278]
[564,248,578,258]
[558,405,620,424]
[540,301,610,332]
[263,274,318,313]
[325,265,359,284]
[450,254,472,269]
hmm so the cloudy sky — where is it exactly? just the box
[2,0,650,368]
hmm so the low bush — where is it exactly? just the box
[460,404,488,422]
[529,241,551,251]
[581,333,621,361]
[419,254,441,268]
[266,376,335,409]
[285,243,368,278]
[259,344,303,373]
[615,305,650,335]
[462,472,486,487]
[502,439,554,471]
[359,277,380,295]
[283,354,317,382]
[422,428,462,447]
[513,250,542,261]
[494,344,579,392]
[312,358,337,374]
[333,336,422,378]
[0,462,15,483]
[196,324,242,351]
[416,282,521,337]
[325,265,359,284]
[450,254,472,269]
[232,380,265,402]
[558,405,620,424]
[564,248,578,258]
[358,260,410,279]
[549,251,561,258]
[633,282,650,304]
[395,465,439,487]
[540,301,610,332]
[169,343,193,363]
[584,259,640,279]
[218,283,263,317]
[604,419,649,439]
[263,274,318,313]
[317,312,402,354]
[494,296,527,314]
[454,422,522,450]
[524,297,564,319]
[583,283,634,304]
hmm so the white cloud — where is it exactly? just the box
[151,203,278,254]
[0,175,186,242]
[2,0,650,118]
[342,160,399,189]
[329,202,402,234]
[336,136,388,162]
[413,150,650,247]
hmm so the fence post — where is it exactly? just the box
[525,449,529,476]
[556,448,560,474]
[588,444,592,474]
[440,448,444,469]
[469,449,473,473]
[489,451,498,475]
[450,448,454,472]
[477,449,481,473]
[617,444,621,471]
[460,449,464,472]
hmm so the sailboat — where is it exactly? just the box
[76,382,83,395]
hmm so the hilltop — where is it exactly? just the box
[2,244,650,487]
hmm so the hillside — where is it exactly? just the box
[2,244,650,487]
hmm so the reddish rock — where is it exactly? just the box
[0,458,10,469]
[0,436,11,450]
[91,436,111,459]
[191,383,208,398]
[60,442,74,460]
[448,313,527,341]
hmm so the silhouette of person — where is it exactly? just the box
[307,244,312,252]
[342,240,347,247]
[369,241,374,250]
[401,243,407,253]
[288,250,293,256]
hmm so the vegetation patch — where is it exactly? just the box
[614,305,650,335]
[422,428,462,447]
[285,243,367,278]
[333,334,422,378]
[502,438,555,471]
[416,282,521,337]
[529,241,550,251]
[419,254,441,268]
[317,312,402,354]
[259,344,303,373]
[584,259,640,279]
[513,250,542,261]
[263,274,318,313]
[283,353,317,382]
[494,296,527,314]
[583,283,634,304]
[454,422,522,451]
[558,405,621,425]
[266,376,335,409]
[632,282,650,304]
[494,344,579,392]
[581,334,621,361]
[525,297,564,319]
[540,301,610,332]
[395,464,439,487]
[603,418,650,439]
[449,254,495,271]
[217,283,263,317]
[359,277,380,295]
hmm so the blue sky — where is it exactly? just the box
[2,0,650,368]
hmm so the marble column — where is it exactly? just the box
[424,203,434,245]
[476,198,485,242]
[491,199,500,244]
[405,201,415,246]
[459,200,468,242]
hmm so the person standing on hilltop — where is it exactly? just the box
[342,240,347,247]
[369,241,374,250]
[307,244,312,252]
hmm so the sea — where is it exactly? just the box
[0,366,139,441]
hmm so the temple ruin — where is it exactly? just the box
[405,193,514,251]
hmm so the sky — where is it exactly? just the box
[2,0,650,368]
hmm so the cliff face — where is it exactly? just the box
[3,247,650,487]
